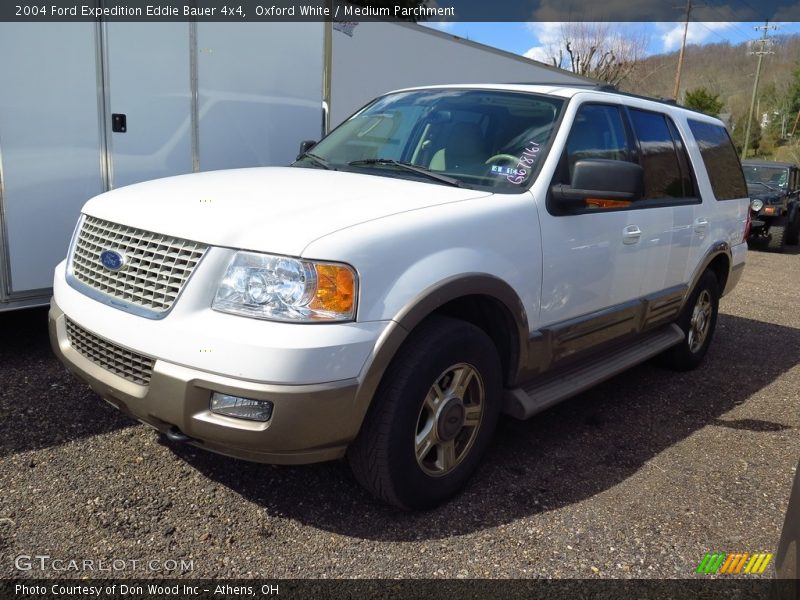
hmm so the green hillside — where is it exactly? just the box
[620,34,800,159]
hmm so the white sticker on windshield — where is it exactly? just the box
[506,142,542,185]
[490,165,522,177]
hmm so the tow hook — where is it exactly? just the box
[165,427,193,443]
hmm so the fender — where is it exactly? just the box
[685,241,733,305]
[351,273,530,431]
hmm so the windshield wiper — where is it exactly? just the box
[347,158,462,187]
[296,152,332,170]
[751,181,776,191]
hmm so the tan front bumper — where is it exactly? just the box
[49,301,361,464]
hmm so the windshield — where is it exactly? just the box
[743,165,789,188]
[296,89,565,191]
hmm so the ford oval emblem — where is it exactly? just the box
[99,249,126,271]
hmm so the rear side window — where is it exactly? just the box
[629,109,695,199]
[687,120,747,200]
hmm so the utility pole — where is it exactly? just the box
[742,21,777,159]
[673,0,693,101]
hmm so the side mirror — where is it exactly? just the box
[296,140,317,160]
[551,159,643,211]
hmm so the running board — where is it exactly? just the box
[503,324,685,420]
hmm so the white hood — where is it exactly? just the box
[82,167,492,256]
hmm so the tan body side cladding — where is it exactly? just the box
[504,324,685,420]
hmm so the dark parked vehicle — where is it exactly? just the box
[742,160,800,252]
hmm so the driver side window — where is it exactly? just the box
[564,104,630,182]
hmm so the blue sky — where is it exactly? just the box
[421,22,800,60]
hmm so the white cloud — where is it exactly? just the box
[524,22,564,46]
[523,22,650,66]
[522,22,565,64]
[523,46,553,63]
[659,22,736,52]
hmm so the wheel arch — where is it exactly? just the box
[687,243,732,302]
[351,274,529,435]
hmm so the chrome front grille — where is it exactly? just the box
[65,318,154,386]
[69,216,207,316]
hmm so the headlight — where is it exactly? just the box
[751,198,764,212]
[212,251,357,322]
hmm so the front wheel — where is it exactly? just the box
[659,270,720,371]
[347,316,502,510]
[767,216,788,252]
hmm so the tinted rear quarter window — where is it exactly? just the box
[687,120,747,200]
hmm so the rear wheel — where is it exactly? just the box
[659,270,720,371]
[767,216,788,252]
[347,316,502,510]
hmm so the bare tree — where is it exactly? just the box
[544,23,649,85]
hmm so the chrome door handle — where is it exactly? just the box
[623,225,641,244]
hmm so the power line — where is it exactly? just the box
[742,20,778,159]
[695,6,759,43]
[670,2,747,100]
[694,21,745,45]
[690,0,765,45]
[673,0,694,100]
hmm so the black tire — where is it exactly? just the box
[659,270,720,372]
[347,316,502,510]
[767,216,788,252]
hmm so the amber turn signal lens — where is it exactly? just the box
[310,264,356,316]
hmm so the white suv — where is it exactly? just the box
[50,84,750,509]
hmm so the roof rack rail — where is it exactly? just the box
[507,82,711,113]
[581,86,687,109]
[508,81,616,90]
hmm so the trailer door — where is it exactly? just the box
[105,23,193,188]
[0,23,104,297]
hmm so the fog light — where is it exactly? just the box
[210,393,273,422]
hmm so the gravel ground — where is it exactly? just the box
[0,248,798,580]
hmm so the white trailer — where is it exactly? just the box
[0,20,590,311]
